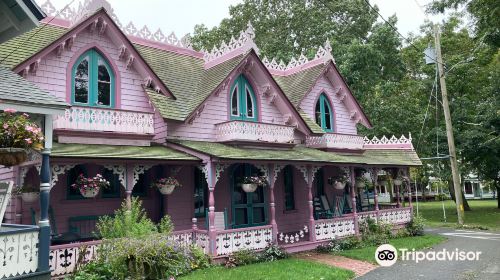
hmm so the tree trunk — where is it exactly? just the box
[447,180,471,211]
[496,184,499,209]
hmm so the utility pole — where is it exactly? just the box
[434,24,465,225]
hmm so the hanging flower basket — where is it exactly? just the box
[71,174,110,198]
[152,177,181,195]
[0,148,28,166]
[21,192,39,203]
[328,174,349,190]
[0,109,44,167]
[355,177,367,189]
[393,178,403,186]
[241,176,267,193]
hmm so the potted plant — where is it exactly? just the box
[328,174,349,190]
[241,176,267,193]
[0,109,44,166]
[378,176,388,187]
[17,183,39,203]
[71,174,110,198]
[152,177,181,195]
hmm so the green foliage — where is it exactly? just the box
[96,198,158,239]
[316,236,361,253]
[158,215,174,234]
[406,214,426,236]
[259,244,289,262]
[227,249,260,267]
[70,260,115,280]
[359,218,393,246]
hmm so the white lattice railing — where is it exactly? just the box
[49,240,99,278]
[215,121,295,144]
[306,133,364,150]
[216,225,273,256]
[315,216,356,241]
[378,207,412,225]
[0,224,39,279]
[358,211,378,224]
[278,225,309,244]
[194,230,209,254]
[53,107,154,134]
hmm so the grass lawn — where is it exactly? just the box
[337,234,447,264]
[416,199,500,231]
[179,258,355,280]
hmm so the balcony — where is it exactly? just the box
[306,133,364,150]
[53,107,154,135]
[215,121,295,144]
[0,224,41,279]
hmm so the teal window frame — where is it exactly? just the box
[230,75,258,122]
[66,164,88,200]
[101,169,121,198]
[71,49,115,108]
[194,168,208,218]
[315,93,334,132]
[284,165,295,211]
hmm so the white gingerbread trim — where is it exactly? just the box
[51,164,76,186]
[133,164,153,186]
[103,165,126,188]
[202,22,258,63]
[363,134,413,145]
[214,163,230,185]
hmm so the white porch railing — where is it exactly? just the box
[378,207,412,224]
[216,225,273,256]
[0,224,39,279]
[358,211,378,224]
[215,121,295,143]
[306,133,364,150]
[314,216,356,241]
[53,107,154,134]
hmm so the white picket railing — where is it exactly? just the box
[0,224,39,279]
[314,216,356,241]
[215,121,295,143]
[306,133,365,150]
[53,107,154,134]
[216,225,273,256]
[378,207,412,224]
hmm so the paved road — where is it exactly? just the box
[359,228,500,280]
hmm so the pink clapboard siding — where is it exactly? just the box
[152,110,168,143]
[25,27,154,113]
[299,75,358,135]
[0,166,17,223]
[168,72,286,141]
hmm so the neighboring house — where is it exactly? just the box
[0,0,421,278]
[463,174,494,199]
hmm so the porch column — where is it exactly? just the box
[206,161,217,256]
[307,165,316,242]
[371,167,379,211]
[406,168,413,208]
[395,182,401,208]
[350,167,359,236]
[38,114,53,272]
[268,163,278,243]
[125,164,134,210]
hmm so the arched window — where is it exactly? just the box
[72,49,114,107]
[230,75,257,122]
[314,93,334,132]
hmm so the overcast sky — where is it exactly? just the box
[38,0,444,37]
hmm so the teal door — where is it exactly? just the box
[231,164,267,228]
[230,75,258,122]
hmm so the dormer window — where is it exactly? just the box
[72,49,115,107]
[315,93,334,132]
[230,75,257,122]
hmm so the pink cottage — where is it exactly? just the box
[0,0,420,278]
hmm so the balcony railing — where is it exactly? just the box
[53,107,154,134]
[216,225,273,256]
[215,121,295,144]
[0,224,39,279]
[306,133,364,150]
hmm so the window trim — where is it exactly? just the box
[229,75,258,122]
[315,93,334,132]
[71,49,115,108]
[230,84,240,117]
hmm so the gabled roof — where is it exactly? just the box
[0,64,67,109]
[273,64,327,106]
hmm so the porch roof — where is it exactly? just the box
[168,140,421,166]
[51,143,199,161]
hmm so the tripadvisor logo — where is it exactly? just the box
[375,244,482,267]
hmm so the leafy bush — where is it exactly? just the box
[71,260,115,280]
[316,236,361,253]
[406,214,426,236]
[96,198,158,239]
[158,215,174,234]
[259,244,289,262]
[231,249,260,266]
[359,218,393,246]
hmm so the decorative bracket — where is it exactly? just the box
[214,163,230,185]
[133,164,153,186]
[103,165,126,189]
[255,164,269,182]
[272,164,286,184]
[51,164,76,187]
[196,164,209,184]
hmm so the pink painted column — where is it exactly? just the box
[307,165,316,242]
[396,183,401,208]
[372,168,379,211]
[268,163,278,243]
[206,161,217,256]
[125,164,134,210]
[350,167,359,236]
[407,168,413,209]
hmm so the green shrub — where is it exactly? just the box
[406,214,426,236]
[316,236,361,253]
[259,244,289,262]
[358,218,393,246]
[231,249,260,266]
[158,215,174,234]
[70,260,116,280]
[96,198,158,239]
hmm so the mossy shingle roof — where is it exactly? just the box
[169,140,421,166]
[0,65,67,108]
[273,64,326,106]
[51,142,198,161]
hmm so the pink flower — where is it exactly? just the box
[22,113,30,118]
[3,108,17,113]
[24,138,32,144]
[2,124,8,129]
[25,125,33,132]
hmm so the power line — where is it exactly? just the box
[0,0,76,65]
[362,0,444,67]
